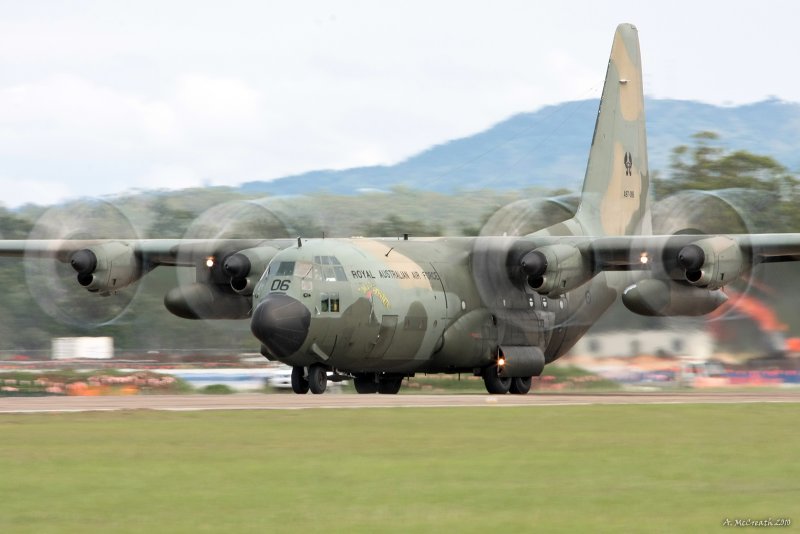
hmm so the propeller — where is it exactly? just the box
[652,188,773,323]
[23,200,141,328]
[173,198,291,329]
[470,196,580,349]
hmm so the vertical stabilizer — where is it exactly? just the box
[574,23,651,236]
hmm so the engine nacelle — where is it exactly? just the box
[622,279,728,317]
[676,236,745,290]
[520,244,592,297]
[69,242,142,295]
[164,283,252,320]
[223,246,279,296]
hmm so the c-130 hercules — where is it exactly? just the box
[2,23,797,394]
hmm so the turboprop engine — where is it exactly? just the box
[674,236,746,290]
[69,242,142,295]
[223,246,279,296]
[519,244,593,297]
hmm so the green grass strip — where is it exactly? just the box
[0,404,797,533]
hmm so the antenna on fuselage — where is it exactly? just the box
[297,237,302,248]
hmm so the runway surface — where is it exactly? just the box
[1,391,799,413]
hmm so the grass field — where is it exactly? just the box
[1,404,798,533]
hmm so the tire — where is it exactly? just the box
[378,377,403,394]
[482,365,511,394]
[308,364,328,394]
[353,374,378,394]
[509,376,532,395]
[291,366,309,394]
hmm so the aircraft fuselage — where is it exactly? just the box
[250,237,618,376]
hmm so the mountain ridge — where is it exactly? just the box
[238,98,800,195]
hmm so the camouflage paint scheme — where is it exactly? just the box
[248,23,648,375]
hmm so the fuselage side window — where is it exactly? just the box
[320,292,340,313]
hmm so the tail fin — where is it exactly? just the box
[573,23,651,236]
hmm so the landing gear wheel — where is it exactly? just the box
[378,377,403,395]
[291,366,309,394]
[482,365,511,394]
[308,364,328,394]
[509,376,532,395]
[353,374,378,394]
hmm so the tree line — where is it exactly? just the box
[0,132,797,353]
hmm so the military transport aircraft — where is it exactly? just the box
[2,23,798,395]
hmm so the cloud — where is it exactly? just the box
[0,74,178,155]
[0,73,272,205]
[0,176,72,208]
[174,74,263,129]
[3,1,800,207]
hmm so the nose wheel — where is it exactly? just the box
[291,366,309,394]
[291,365,328,394]
[307,364,328,394]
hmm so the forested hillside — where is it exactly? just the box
[2,126,800,354]
[240,98,800,196]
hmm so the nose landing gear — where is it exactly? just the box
[291,364,328,394]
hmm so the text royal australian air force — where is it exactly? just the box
[349,268,441,281]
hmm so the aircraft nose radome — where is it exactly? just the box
[250,294,311,359]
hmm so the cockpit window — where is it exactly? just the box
[294,261,313,278]
[312,256,347,281]
[333,266,347,281]
[276,261,295,276]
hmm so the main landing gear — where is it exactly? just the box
[291,364,328,394]
[353,373,403,394]
[482,364,532,395]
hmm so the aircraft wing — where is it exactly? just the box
[0,238,287,266]
[587,233,800,269]
[505,232,800,301]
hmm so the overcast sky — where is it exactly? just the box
[1,1,799,207]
